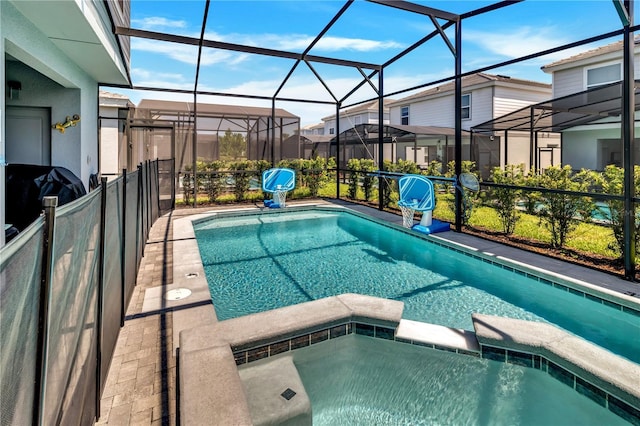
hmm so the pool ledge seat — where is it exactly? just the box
[472,313,640,411]
[178,294,403,425]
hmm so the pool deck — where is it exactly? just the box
[95,199,639,425]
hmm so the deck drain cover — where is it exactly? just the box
[165,288,192,301]
[281,388,296,401]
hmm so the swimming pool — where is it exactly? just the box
[194,208,640,363]
[274,334,628,426]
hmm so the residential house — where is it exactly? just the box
[2,0,130,244]
[322,99,392,136]
[300,122,325,136]
[540,38,640,171]
[388,73,554,177]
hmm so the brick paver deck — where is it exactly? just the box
[96,213,177,426]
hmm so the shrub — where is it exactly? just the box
[204,160,225,203]
[229,160,253,202]
[359,159,376,201]
[522,169,542,215]
[346,158,360,200]
[597,165,640,258]
[538,165,595,248]
[490,164,524,234]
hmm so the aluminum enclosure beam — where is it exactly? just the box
[366,0,459,22]
[115,27,381,70]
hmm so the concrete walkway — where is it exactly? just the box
[95,199,639,425]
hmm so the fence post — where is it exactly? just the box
[121,169,127,327]
[137,163,143,266]
[33,196,57,426]
[95,177,108,419]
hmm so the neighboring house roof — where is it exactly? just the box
[99,90,134,108]
[136,99,299,119]
[541,37,640,72]
[472,80,640,133]
[322,99,395,121]
[388,73,551,106]
[301,122,324,131]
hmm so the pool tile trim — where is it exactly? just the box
[477,344,640,425]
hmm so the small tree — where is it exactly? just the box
[597,165,640,257]
[490,164,524,234]
[230,160,252,202]
[522,169,542,215]
[346,158,360,199]
[255,160,272,199]
[360,159,376,201]
[304,157,326,197]
[204,160,225,203]
[445,161,478,225]
[382,160,397,208]
[219,129,246,160]
[182,170,194,205]
[538,165,595,248]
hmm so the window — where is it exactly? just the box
[354,116,362,125]
[401,106,409,125]
[329,128,335,135]
[586,63,621,89]
[462,94,471,120]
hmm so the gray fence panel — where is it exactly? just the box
[158,158,175,214]
[43,189,102,424]
[101,178,124,389]
[0,220,45,426]
[124,170,140,308]
[150,160,160,224]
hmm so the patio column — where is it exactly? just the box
[622,0,636,280]
[378,68,385,211]
[454,18,463,231]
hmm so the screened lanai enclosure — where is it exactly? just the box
[129,100,300,170]
[330,123,498,178]
[472,80,640,171]
[103,0,639,280]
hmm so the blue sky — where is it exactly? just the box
[123,0,636,125]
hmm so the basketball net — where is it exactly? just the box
[275,190,287,207]
[399,205,415,228]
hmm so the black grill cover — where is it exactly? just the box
[6,164,87,231]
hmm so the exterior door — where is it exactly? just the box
[6,106,51,165]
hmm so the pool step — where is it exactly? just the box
[238,355,312,426]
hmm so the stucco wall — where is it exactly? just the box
[2,1,99,189]
[99,105,121,177]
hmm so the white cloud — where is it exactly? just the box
[203,30,403,53]
[131,17,187,30]
[464,26,589,63]
[132,39,249,66]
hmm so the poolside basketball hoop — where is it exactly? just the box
[262,168,296,208]
[397,174,450,235]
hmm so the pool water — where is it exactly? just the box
[287,335,628,426]
[194,209,640,363]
